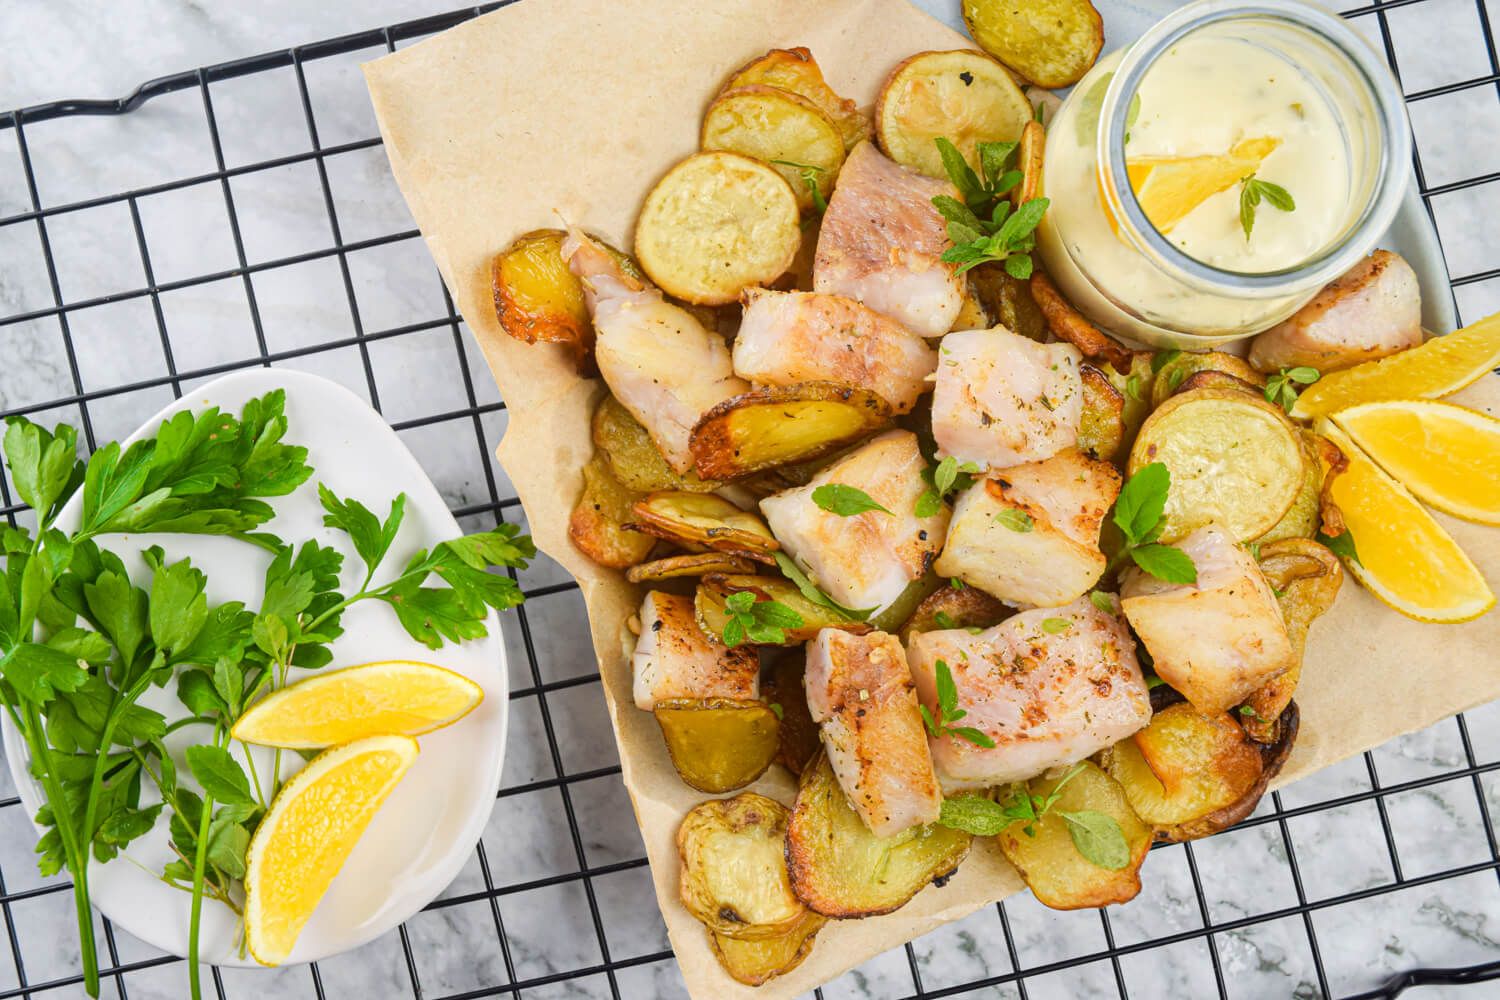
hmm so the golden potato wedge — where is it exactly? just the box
[1243,540,1342,743]
[1128,386,1304,543]
[568,454,655,568]
[1079,364,1125,462]
[1150,350,1267,408]
[1030,269,1133,372]
[897,579,1011,643]
[724,47,870,150]
[655,698,781,793]
[696,575,871,647]
[689,382,894,481]
[761,651,821,776]
[969,263,1047,342]
[592,395,721,494]
[962,0,1106,89]
[702,85,846,213]
[679,793,807,940]
[786,754,971,918]
[635,151,801,305]
[625,552,760,584]
[626,492,779,561]
[1255,431,1328,545]
[709,909,826,986]
[491,229,588,347]
[875,50,1033,179]
[997,761,1152,909]
[1014,119,1045,207]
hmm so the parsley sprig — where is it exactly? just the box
[919,659,995,748]
[1239,173,1296,240]
[930,137,1050,278]
[937,763,1131,869]
[720,590,804,647]
[1105,462,1197,584]
[1264,366,1320,412]
[915,456,980,518]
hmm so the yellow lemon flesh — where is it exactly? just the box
[1317,421,1494,623]
[1293,313,1500,419]
[1124,137,1281,234]
[245,735,419,966]
[231,661,483,749]
[1334,400,1500,525]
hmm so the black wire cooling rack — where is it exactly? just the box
[1,1,1500,998]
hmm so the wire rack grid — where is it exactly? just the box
[0,1,1498,999]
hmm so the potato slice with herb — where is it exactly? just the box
[761,651,821,776]
[1150,350,1266,408]
[896,581,1010,643]
[875,50,1032,179]
[568,454,655,568]
[593,395,720,494]
[1079,364,1125,462]
[634,151,800,305]
[961,0,1105,89]
[626,552,760,584]
[724,47,870,150]
[865,572,946,634]
[709,909,826,986]
[1242,540,1342,743]
[689,382,893,481]
[678,793,807,940]
[627,492,778,560]
[1128,386,1304,543]
[702,85,845,213]
[786,754,971,918]
[655,698,780,793]
[696,575,871,646]
[969,264,1047,342]
[997,761,1151,910]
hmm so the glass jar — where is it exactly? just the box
[1035,0,1412,349]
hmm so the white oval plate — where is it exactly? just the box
[2,368,509,966]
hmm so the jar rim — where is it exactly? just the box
[1096,0,1413,296]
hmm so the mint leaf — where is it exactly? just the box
[1130,543,1198,584]
[812,484,891,517]
[938,795,1012,836]
[1089,590,1115,614]
[1316,529,1362,568]
[771,552,873,621]
[994,508,1033,533]
[1112,463,1171,546]
[1060,810,1131,869]
[1040,617,1072,634]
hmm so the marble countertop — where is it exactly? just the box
[1,1,1499,998]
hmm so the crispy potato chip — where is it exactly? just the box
[1151,350,1266,408]
[962,0,1105,89]
[627,491,779,560]
[1014,118,1044,207]
[635,151,801,305]
[592,395,721,494]
[761,651,821,776]
[969,263,1046,342]
[678,793,807,940]
[702,85,846,213]
[689,382,893,481]
[785,754,971,918]
[1029,269,1133,372]
[625,552,761,583]
[897,583,1010,643]
[1079,364,1125,462]
[1243,541,1342,743]
[709,909,826,986]
[875,50,1033,179]
[997,761,1151,909]
[655,698,781,793]
[724,46,870,150]
[568,454,655,568]
[696,575,871,646]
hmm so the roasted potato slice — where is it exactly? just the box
[696,575,871,646]
[1030,269,1133,372]
[1129,386,1305,543]
[626,552,760,583]
[724,47,870,150]
[969,263,1047,342]
[897,580,1011,643]
[1242,540,1342,743]
[761,651,821,775]
[1255,431,1328,544]
[627,492,778,561]
[689,382,893,481]
[709,909,826,986]
[592,395,721,494]
[1099,702,1276,841]
[678,793,807,940]
[568,454,655,568]
[1150,350,1267,408]
[702,85,846,213]
[875,50,1033,180]
[786,754,971,917]
[997,761,1152,909]
[1096,352,1154,457]
[866,573,946,634]
[635,151,801,305]
[962,0,1106,89]
[950,279,994,332]
[1014,119,1045,207]
[1079,364,1125,462]
[655,698,781,793]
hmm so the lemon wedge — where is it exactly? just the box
[1333,400,1500,525]
[245,735,419,966]
[1124,137,1281,233]
[1317,421,1494,623]
[231,661,483,749]
[1292,313,1500,419]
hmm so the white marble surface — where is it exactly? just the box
[0,1,1499,999]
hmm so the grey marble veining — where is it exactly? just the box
[0,2,1499,999]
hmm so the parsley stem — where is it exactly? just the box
[239,741,266,809]
[187,782,215,1000]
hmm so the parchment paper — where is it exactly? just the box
[362,3,1500,995]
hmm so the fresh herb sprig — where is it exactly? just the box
[772,552,874,622]
[770,159,829,215]
[1105,462,1197,584]
[812,484,890,517]
[915,456,980,518]
[918,659,995,748]
[1239,173,1296,240]
[930,137,1050,278]
[1317,528,1362,567]
[938,763,1131,869]
[1264,366,1320,412]
[719,590,804,647]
